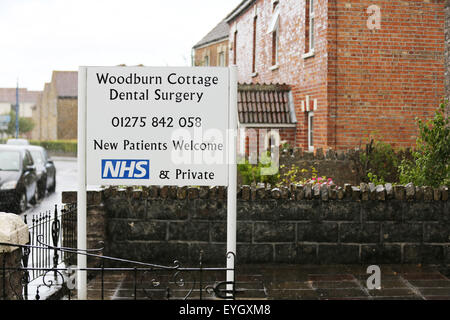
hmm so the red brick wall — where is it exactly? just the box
[230,0,446,151]
[445,0,450,102]
[230,0,333,150]
[330,0,446,150]
[239,127,297,158]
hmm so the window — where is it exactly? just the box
[308,111,314,152]
[218,51,225,67]
[267,6,280,67]
[252,16,257,73]
[204,55,210,66]
[233,30,238,65]
[305,0,315,55]
[272,29,278,66]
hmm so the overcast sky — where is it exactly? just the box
[0,0,241,91]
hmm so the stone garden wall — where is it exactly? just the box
[277,148,362,186]
[62,183,449,266]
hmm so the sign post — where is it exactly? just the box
[227,66,237,297]
[77,67,87,300]
[77,66,237,299]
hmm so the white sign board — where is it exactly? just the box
[78,66,237,300]
[85,66,230,186]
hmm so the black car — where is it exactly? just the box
[24,145,56,198]
[0,145,39,213]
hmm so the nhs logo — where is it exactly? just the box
[101,160,150,179]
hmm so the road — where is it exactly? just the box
[20,157,78,221]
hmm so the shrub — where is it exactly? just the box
[237,151,280,186]
[399,103,450,187]
[360,135,401,184]
[29,140,77,154]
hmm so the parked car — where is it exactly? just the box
[0,145,38,213]
[6,138,29,145]
[23,145,56,197]
[18,145,56,199]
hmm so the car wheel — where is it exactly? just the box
[39,177,46,199]
[15,192,27,214]
[30,186,39,205]
[48,174,56,193]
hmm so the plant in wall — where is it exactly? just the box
[360,134,401,184]
[399,103,450,187]
[237,151,280,186]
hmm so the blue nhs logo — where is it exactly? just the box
[101,160,150,179]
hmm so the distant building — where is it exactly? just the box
[31,71,78,141]
[193,19,230,67]
[0,88,41,138]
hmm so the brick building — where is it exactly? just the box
[193,20,230,67]
[225,0,447,151]
[31,71,78,141]
[446,0,450,101]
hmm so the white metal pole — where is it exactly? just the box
[226,66,238,298]
[77,67,87,300]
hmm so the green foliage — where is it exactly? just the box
[276,164,309,187]
[237,152,280,186]
[360,135,400,184]
[1,111,35,135]
[29,140,77,154]
[399,103,450,187]
[238,155,335,187]
[367,172,385,186]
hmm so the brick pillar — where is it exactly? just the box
[0,213,29,300]
[61,190,106,268]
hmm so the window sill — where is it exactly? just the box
[303,50,315,59]
[269,64,279,71]
[251,72,258,78]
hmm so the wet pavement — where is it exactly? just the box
[66,264,450,300]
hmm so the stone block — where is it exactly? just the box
[340,223,380,243]
[361,245,402,264]
[254,222,295,242]
[298,222,338,242]
[237,244,273,263]
[0,212,29,252]
[382,222,422,243]
[318,245,360,264]
[424,223,450,243]
[405,183,415,201]
[394,185,406,200]
[360,183,369,201]
[403,245,445,264]
[385,183,394,199]
[169,221,209,242]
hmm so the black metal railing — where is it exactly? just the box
[24,204,77,282]
[1,240,236,301]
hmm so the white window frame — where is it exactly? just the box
[267,8,280,68]
[272,28,279,67]
[309,0,315,52]
[308,111,314,152]
[204,55,210,66]
[218,51,225,67]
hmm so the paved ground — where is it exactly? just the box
[65,264,450,300]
